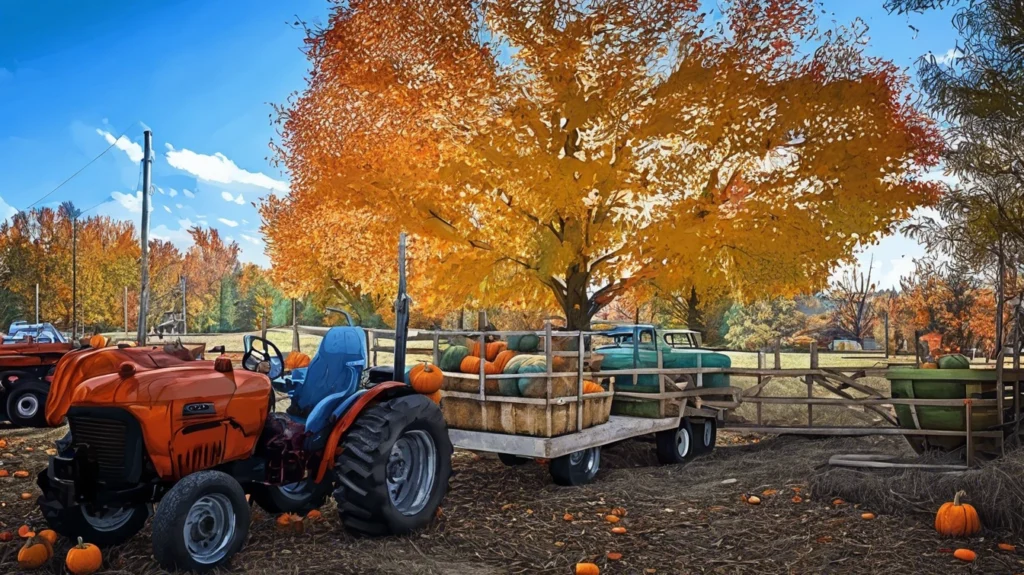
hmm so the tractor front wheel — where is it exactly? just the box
[152,470,250,572]
[333,393,452,536]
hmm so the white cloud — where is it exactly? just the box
[165,143,289,195]
[0,195,17,224]
[220,191,234,202]
[151,218,200,250]
[183,189,195,199]
[156,186,165,195]
[242,219,249,225]
[195,214,207,220]
[168,188,178,198]
[163,205,172,213]
[240,234,262,245]
[110,191,154,214]
[96,129,144,163]
[175,203,183,209]
[226,236,234,243]
[234,193,244,205]
[217,217,239,227]
[935,47,962,65]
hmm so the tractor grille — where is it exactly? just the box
[67,409,144,484]
[176,442,225,477]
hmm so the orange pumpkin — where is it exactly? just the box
[306,509,322,521]
[492,349,517,373]
[284,352,311,370]
[953,548,977,562]
[37,530,57,546]
[426,390,442,404]
[583,381,604,394]
[88,334,107,349]
[409,363,444,394]
[17,534,52,569]
[65,537,102,575]
[921,362,939,369]
[936,490,981,537]
[575,563,600,575]
[470,341,507,361]
[459,356,500,375]
[17,525,33,538]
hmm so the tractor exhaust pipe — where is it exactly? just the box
[393,233,410,383]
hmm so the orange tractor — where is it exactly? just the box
[0,340,74,427]
[36,235,451,571]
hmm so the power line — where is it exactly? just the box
[79,153,146,217]
[24,121,139,210]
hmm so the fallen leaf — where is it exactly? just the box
[816,535,833,544]
[762,489,778,497]
[0,439,7,449]
[611,527,627,534]
[791,486,802,494]
[832,498,845,505]
[607,552,623,561]
[563,513,574,522]
[45,448,56,456]
[791,495,803,504]
[24,447,32,452]
[0,531,11,542]
[610,507,627,517]
[605,515,620,523]
[861,512,875,520]
[998,543,1016,552]
[526,509,534,515]
[554,541,565,547]
[19,493,31,500]
[953,548,976,562]
[0,470,8,478]
[12,471,29,479]
[501,503,514,511]
[720,478,737,484]
[644,569,657,574]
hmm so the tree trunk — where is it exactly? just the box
[687,286,703,331]
[291,298,300,352]
[261,311,268,340]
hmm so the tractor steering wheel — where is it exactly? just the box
[242,335,284,380]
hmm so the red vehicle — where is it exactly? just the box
[0,340,74,426]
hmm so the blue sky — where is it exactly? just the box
[0,0,960,284]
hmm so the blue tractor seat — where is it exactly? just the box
[285,326,367,426]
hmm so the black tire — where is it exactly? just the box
[693,418,718,455]
[656,418,695,464]
[497,453,531,466]
[549,447,601,486]
[333,393,452,536]
[248,478,331,514]
[37,471,150,547]
[5,380,48,427]
[152,470,250,572]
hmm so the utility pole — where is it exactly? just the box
[180,275,187,335]
[124,286,128,337]
[35,283,39,324]
[137,129,153,345]
[71,216,77,339]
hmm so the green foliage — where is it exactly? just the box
[725,298,806,351]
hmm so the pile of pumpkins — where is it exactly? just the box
[10,526,102,574]
[921,353,971,370]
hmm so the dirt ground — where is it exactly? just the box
[1,423,1022,575]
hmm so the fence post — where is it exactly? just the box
[756,351,765,425]
[774,337,781,370]
[577,330,584,431]
[965,398,974,467]
[807,342,818,427]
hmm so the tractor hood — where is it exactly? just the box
[45,346,207,426]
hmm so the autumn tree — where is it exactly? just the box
[264,0,942,330]
[826,258,877,343]
[181,227,240,333]
[724,298,806,351]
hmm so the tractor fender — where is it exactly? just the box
[313,381,413,483]
[0,370,44,389]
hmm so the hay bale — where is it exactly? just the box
[809,447,1024,532]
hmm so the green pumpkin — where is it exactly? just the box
[508,334,541,352]
[937,354,971,370]
[440,345,470,372]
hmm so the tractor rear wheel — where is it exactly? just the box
[6,380,48,427]
[248,478,331,515]
[37,472,150,547]
[332,393,452,536]
[152,470,249,572]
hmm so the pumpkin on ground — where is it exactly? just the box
[17,534,52,569]
[37,530,57,546]
[88,334,107,349]
[936,490,981,537]
[276,513,305,534]
[409,362,444,394]
[65,537,102,575]
[426,390,442,404]
[17,525,33,538]
[575,563,600,575]
[284,351,311,370]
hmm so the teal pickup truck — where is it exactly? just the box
[593,324,731,418]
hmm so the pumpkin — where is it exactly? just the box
[492,349,518,373]
[17,534,52,569]
[938,354,971,369]
[0,438,7,448]
[611,526,627,534]
[306,509,322,521]
[88,334,107,349]
[583,381,604,394]
[65,537,102,575]
[936,490,981,537]
[470,341,507,361]
[275,513,294,531]
[953,548,977,562]
[284,352,311,370]
[37,530,57,546]
[439,345,470,372]
[459,356,500,375]
[409,363,444,394]
[921,362,939,369]
[426,390,442,404]
[18,525,33,538]
[0,531,12,542]
[575,563,600,575]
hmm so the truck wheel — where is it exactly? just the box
[497,453,531,466]
[37,472,150,546]
[656,418,694,464]
[549,447,600,486]
[152,470,250,572]
[333,393,452,536]
[694,418,717,455]
[248,478,331,514]
[5,381,48,427]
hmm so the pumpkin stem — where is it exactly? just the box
[77,536,85,548]
[954,490,966,506]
